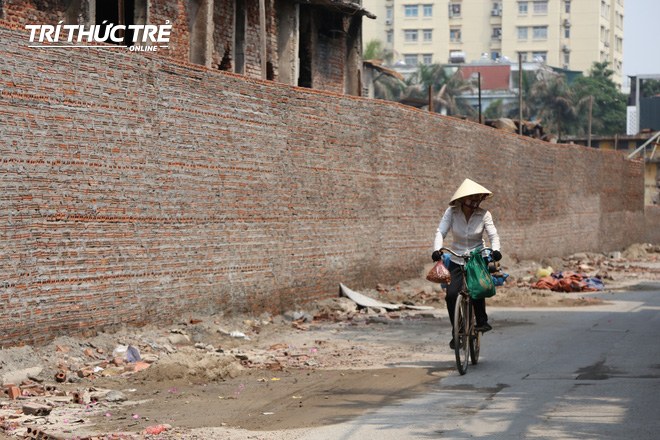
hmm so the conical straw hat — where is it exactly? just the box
[449,178,493,206]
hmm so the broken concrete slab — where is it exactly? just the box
[339,283,401,310]
[22,402,53,416]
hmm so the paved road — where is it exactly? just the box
[300,282,660,439]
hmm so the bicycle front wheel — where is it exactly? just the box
[454,294,470,375]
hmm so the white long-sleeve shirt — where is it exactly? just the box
[433,206,501,265]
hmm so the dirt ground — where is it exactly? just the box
[1,244,659,440]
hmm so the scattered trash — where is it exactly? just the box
[145,424,170,434]
[127,346,142,363]
[112,345,128,359]
[0,243,657,439]
[229,331,251,341]
[532,271,603,292]
[536,267,553,278]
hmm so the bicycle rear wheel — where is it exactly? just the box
[469,300,481,365]
[454,294,469,375]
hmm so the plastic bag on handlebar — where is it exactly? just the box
[465,249,496,299]
[426,259,451,284]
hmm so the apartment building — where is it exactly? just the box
[362,0,625,86]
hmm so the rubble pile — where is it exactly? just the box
[497,243,660,293]
[0,243,658,439]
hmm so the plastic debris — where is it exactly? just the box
[229,331,251,340]
[145,424,169,434]
[127,346,142,363]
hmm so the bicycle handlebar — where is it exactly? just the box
[440,247,493,260]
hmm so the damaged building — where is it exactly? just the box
[1,0,374,95]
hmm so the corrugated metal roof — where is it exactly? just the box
[295,0,376,19]
[363,60,405,81]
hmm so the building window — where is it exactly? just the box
[533,26,548,39]
[423,29,433,42]
[404,54,419,65]
[564,26,570,38]
[518,51,528,61]
[565,0,571,13]
[600,25,610,43]
[518,26,528,39]
[492,27,502,40]
[601,1,610,18]
[404,29,419,42]
[533,1,548,14]
[518,1,528,14]
[532,51,547,62]
[386,7,393,21]
[95,0,148,47]
[234,0,246,73]
[449,3,461,17]
[405,5,419,18]
[564,52,570,64]
[491,51,501,60]
[616,12,624,29]
[387,30,393,44]
[450,28,461,42]
[423,54,433,64]
[423,4,433,17]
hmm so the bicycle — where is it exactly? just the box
[439,246,493,375]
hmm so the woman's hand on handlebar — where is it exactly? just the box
[431,250,443,262]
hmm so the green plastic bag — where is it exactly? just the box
[465,249,496,299]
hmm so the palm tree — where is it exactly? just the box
[570,62,627,135]
[436,69,477,117]
[503,69,541,121]
[372,73,406,101]
[529,73,587,138]
[401,64,476,116]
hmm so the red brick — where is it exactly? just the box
[7,386,21,399]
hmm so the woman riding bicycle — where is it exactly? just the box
[431,178,502,349]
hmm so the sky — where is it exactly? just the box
[622,0,660,85]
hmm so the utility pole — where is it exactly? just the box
[478,72,482,123]
[518,52,523,135]
[588,96,593,147]
[429,85,433,112]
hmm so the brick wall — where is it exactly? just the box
[645,206,660,244]
[0,23,648,347]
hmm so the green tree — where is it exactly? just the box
[402,64,476,116]
[372,73,406,101]
[364,39,392,63]
[506,70,541,121]
[640,79,660,97]
[529,73,587,137]
[571,62,627,135]
[364,40,405,101]
[484,99,505,119]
